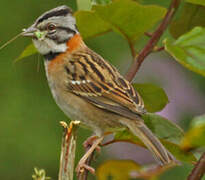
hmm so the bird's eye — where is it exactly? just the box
[47,23,56,31]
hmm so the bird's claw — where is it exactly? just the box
[83,136,101,153]
[76,162,95,176]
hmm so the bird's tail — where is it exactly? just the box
[120,118,176,165]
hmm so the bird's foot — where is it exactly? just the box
[83,135,101,152]
[76,161,95,176]
[76,136,104,176]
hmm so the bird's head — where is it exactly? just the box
[23,5,79,57]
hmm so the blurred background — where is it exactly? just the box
[0,0,205,179]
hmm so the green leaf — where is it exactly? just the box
[75,0,166,40]
[161,140,196,163]
[165,27,205,77]
[141,0,170,7]
[133,83,169,113]
[114,129,143,146]
[142,113,184,143]
[170,3,205,39]
[16,44,37,61]
[186,0,205,6]
[181,115,205,150]
[114,113,196,162]
[159,163,195,180]
[77,0,92,10]
[91,0,112,5]
[75,11,111,39]
[93,0,166,42]
[96,160,140,180]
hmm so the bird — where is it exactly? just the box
[22,5,176,172]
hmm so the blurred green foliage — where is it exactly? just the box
[16,44,37,62]
[186,0,205,6]
[165,27,205,77]
[133,83,169,113]
[170,3,205,39]
[96,161,198,180]
[96,160,140,180]
[181,115,205,150]
[76,0,92,10]
[76,0,166,42]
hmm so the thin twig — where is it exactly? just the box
[125,0,181,82]
[127,38,137,59]
[144,32,153,37]
[187,152,205,180]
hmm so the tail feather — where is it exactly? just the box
[120,118,176,165]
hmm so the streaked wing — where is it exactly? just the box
[64,47,145,117]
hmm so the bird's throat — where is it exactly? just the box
[44,34,84,61]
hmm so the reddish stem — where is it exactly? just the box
[187,153,205,180]
[125,0,181,82]
[144,32,153,37]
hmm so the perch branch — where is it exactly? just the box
[58,121,80,180]
[77,145,96,180]
[125,0,181,82]
[187,152,205,180]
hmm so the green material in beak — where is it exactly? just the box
[22,27,46,40]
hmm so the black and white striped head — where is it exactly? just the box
[23,5,78,55]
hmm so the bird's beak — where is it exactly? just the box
[22,26,37,37]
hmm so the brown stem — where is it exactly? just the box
[144,32,153,37]
[125,0,181,82]
[58,121,79,180]
[187,153,205,180]
[127,38,136,59]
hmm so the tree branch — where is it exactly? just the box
[127,38,137,59]
[58,121,80,180]
[187,152,205,180]
[125,0,181,82]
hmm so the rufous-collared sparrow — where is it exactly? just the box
[22,5,176,171]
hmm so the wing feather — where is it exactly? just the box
[65,47,146,116]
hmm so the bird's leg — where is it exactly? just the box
[83,135,101,152]
[76,136,104,175]
[83,132,112,152]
